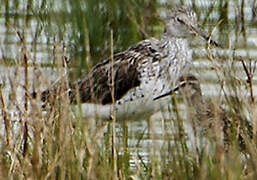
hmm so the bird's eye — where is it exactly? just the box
[176,18,184,24]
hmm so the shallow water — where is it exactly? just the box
[1,0,257,167]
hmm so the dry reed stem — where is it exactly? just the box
[240,58,255,103]
[22,44,29,157]
[0,84,10,146]
[110,29,118,179]
[240,58,256,140]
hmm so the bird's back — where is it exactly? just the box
[68,36,192,119]
[39,6,212,120]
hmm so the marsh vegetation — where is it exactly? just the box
[1,0,257,179]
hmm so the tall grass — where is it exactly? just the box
[0,0,257,179]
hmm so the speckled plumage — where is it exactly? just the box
[40,6,217,120]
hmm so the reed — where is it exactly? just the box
[0,0,257,179]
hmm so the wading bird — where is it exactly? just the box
[36,6,218,120]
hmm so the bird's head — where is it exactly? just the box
[176,74,202,100]
[165,6,219,46]
[153,74,202,102]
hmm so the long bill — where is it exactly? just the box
[192,25,220,47]
[153,79,199,101]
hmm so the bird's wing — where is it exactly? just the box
[70,38,164,105]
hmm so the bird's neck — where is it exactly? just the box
[161,33,189,50]
[161,32,188,42]
[186,94,210,122]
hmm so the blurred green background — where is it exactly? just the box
[2,0,257,72]
[1,0,243,68]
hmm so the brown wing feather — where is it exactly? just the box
[39,38,162,105]
[71,54,140,105]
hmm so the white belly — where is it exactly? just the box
[76,39,192,121]
[76,93,172,121]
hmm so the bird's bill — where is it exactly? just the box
[153,89,177,101]
[153,77,199,101]
[192,26,220,47]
